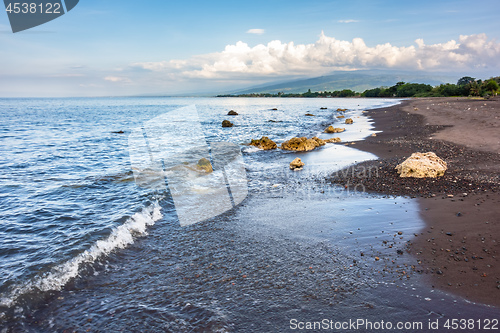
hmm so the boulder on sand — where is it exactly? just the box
[281,137,325,151]
[395,152,447,178]
[324,126,345,133]
[222,120,234,127]
[289,158,305,170]
[345,118,354,124]
[227,110,238,115]
[249,136,277,150]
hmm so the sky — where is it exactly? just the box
[0,0,499,97]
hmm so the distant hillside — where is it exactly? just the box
[232,71,456,95]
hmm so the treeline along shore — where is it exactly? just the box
[217,75,500,98]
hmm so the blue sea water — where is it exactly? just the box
[0,97,497,331]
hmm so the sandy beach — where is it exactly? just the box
[331,97,500,307]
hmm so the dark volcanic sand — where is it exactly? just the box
[330,97,500,307]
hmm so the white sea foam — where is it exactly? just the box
[241,146,261,154]
[0,202,162,309]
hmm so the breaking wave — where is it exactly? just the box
[0,202,162,311]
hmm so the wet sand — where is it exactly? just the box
[330,97,500,307]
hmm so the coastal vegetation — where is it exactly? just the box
[217,76,500,98]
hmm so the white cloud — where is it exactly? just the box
[246,28,265,35]
[338,19,359,23]
[104,76,132,83]
[130,33,500,80]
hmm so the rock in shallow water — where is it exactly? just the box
[249,136,277,150]
[324,126,345,133]
[196,158,213,173]
[222,120,234,127]
[281,137,325,151]
[289,158,305,170]
[324,137,341,143]
[395,152,447,178]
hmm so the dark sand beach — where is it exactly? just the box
[331,97,500,307]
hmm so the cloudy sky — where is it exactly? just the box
[1,0,499,97]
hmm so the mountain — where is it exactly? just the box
[230,70,457,95]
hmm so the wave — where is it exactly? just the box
[0,202,162,311]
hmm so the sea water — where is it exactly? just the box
[0,97,497,331]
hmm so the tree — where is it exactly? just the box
[457,76,475,86]
[467,81,481,96]
[485,79,499,96]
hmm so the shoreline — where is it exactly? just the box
[330,97,500,307]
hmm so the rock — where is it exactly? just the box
[196,158,213,173]
[337,108,347,112]
[320,107,328,110]
[289,158,305,170]
[336,115,345,119]
[305,113,315,116]
[249,136,277,150]
[222,120,234,127]
[227,110,238,115]
[280,136,325,151]
[345,118,354,124]
[324,126,346,133]
[111,130,125,134]
[324,137,341,143]
[270,108,278,110]
[395,152,447,178]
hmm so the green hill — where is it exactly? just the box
[231,71,455,95]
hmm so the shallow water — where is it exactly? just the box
[0,97,498,332]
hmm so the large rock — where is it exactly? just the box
[289,158,305,170]
[227,110,238,115]
[249,136,277,150]
[324,126,345,133]
[281,137,325,151]
[395,152,447,178]
[222,120,234,127]
[345,118,354,124]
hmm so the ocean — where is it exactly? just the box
[0,97,497,332]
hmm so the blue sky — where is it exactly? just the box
[1,0,499,96]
